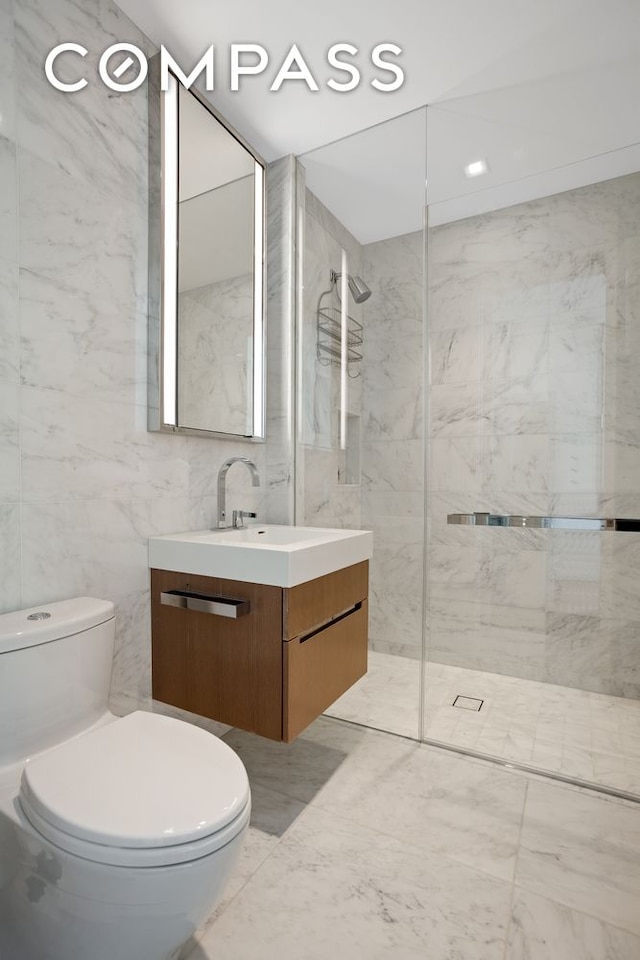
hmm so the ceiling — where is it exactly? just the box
[117,0,640,241]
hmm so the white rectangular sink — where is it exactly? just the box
[148,524,373,588]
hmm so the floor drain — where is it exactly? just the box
[453,695,484,712]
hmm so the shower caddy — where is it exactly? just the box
[316,270,363,377]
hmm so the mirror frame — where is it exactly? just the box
[148,57,266,440]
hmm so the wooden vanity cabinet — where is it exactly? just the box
[150,561,368,742]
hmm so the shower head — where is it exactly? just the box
[331,270,372,304]
[347,275,372,304]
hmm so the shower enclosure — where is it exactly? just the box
[293,98,640,801]
[295,108,427,741]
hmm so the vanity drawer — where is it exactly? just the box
[151,569,283,740]
[283,561,368,640]
[283,599,368,742]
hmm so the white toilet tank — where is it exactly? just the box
[0,598,115,766]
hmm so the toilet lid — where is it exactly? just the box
[19,712,250,849]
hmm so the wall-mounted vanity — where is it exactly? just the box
[149,526,372,741]
[148,59,265,440]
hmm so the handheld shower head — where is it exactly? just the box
[331,270,372,304]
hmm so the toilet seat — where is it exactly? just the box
[18,711,251,868]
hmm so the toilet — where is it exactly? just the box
[0,597,250,960]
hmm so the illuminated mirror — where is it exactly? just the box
[148,63,265,438]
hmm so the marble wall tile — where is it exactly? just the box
[181,435,267,506]
[483,435,549,496]
[18,147,146,310]
[302,484,361,531]
[368,539,423,647]
[364,334,423,388]
[429,264,486,331]
[426,175,640,695]
[548,251,609,314]
[428,542,484,591]
[547,181,621,255]
[19,267,141,398]
[362,490,425,521]
[604,353,640,446]
[362,385,423,443]
[264,156,296,526]
[0,258,18,382]
[615,173,640,231]
[480,382,549,438]
[482,321,549,385]
[430,325,482,385]
[15,0,151,199]
[604,439,640,495]
[433,201,550,268]
[20,499,152,606]
[186,495,217,532]
[19,387,191,502]
[369,635,421,660]
[0,503,20,613]
[0,135,17,264]
[109,588,151,703]
[544,614,612,694]
[2,0,295,711]
[430,437,483,494]
[550,372,602,435]
[489,549,547,610]
[549,320,604,380]
[609,618,640,699]
[0,380,19,505]
[428,598,546,681]
[430,381,481,437]
[600,534,640,622]
[362,438,423,494]
[299,183,425,669]
[363,231,423,341]
[0,0,15,145]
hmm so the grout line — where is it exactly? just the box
[422,737,640,805]
[501,778,530,959]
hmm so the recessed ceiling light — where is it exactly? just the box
[464,159,488,178]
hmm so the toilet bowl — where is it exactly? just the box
[0,598,250,960]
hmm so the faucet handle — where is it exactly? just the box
[232,510,257,529]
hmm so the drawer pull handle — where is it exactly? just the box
[160,590,250,619]
[299,601,363,643]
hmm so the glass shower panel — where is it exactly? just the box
[424,94,640,798]
[295,108,427,740]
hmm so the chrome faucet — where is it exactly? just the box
[216,458,260,529]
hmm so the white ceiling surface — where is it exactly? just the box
[119,0,640,240]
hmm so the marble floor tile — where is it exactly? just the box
[189,805,512,960]
[168,707,640,960]
[325,650,420,738]
[200,781,308,927]
[506,888,640,960]
[311,737,528,883]
[221,716,403,805]
[223,715,526,883]
[515,781,640,934]
[341,652,640,797]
